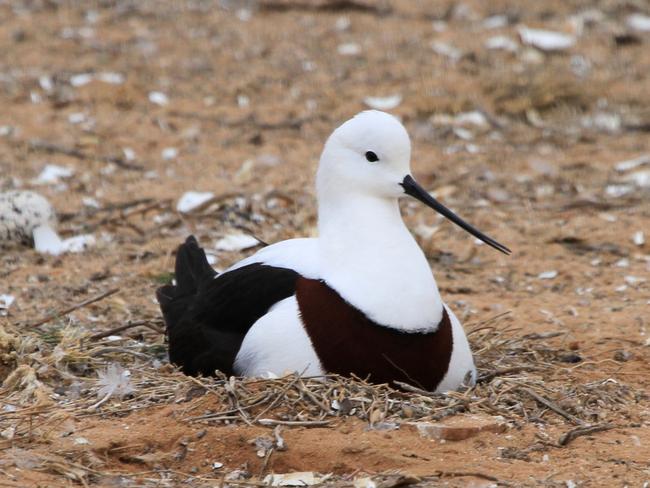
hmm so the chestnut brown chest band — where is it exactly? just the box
[295,277,453,391]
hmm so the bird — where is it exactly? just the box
[156,110,510,393]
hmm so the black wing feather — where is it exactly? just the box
[156,236,298,376]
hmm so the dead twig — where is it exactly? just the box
[258,0,391,15]
[520,387,583,425]
[558,423,615,446]
[393,381,441,398]
[478,366,544,383]
[0,267,18,279]
[257,419,331,427]
[168,111,314,131]
[97,200,171,227]
[29,288,120,328]
[28,139,144,171]
[253,375,303,422]
[88,319,164,341]
[436,471,508,485]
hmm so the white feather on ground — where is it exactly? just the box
[89,363,134,410]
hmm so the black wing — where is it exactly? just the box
[156,236,299,376]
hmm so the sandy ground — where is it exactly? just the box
[0,0,649,486]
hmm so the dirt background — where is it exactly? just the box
[1,0,649,486]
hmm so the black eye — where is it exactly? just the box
[365,151,379,162]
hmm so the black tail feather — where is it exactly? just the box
[156,235,216,330]
[175,235,216,294]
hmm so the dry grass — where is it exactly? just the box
[1,310,643,487]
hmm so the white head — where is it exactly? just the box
[316,110,511,255]
[317,110,412,200]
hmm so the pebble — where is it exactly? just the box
[411,415,506,441]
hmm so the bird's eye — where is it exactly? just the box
[365,151,379,162]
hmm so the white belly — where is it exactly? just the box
[436,304,476,392]
[233,296,324,377]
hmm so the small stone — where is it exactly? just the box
[411,415,506,441]
[559,353,582,364]
[613,350,633,362]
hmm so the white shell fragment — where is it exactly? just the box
[518,26,575,51]
[431,41,462,61]
[68,113,87,124]
[605,184,633,198]
[622,170,650,188]
[337,42,361,56]
[32,164,74,185]
[161,147,178,160]
[455,111,488,126]
[215,234,259,252]
[353,478,377,488]
[615,154,650,172]
[627,14,650,32]
[483,15,509,29]
[96,72,125,85]
[0,294,15,316]
[624,275,646,286]
[632,231,645,246]
[485,35,519,52]
[363,95,402,111]
[70,73,93,87]
[538,270,558,280]
[264,472,329,487]
[148,91,169,106]
[176,191,215,213]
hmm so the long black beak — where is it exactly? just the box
[401,175,511,255]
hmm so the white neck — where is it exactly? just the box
[317,190,443,332]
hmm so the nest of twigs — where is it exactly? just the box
[0,312,644,487]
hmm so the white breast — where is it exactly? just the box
[233,296,323,377]
[435,305,476,392]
